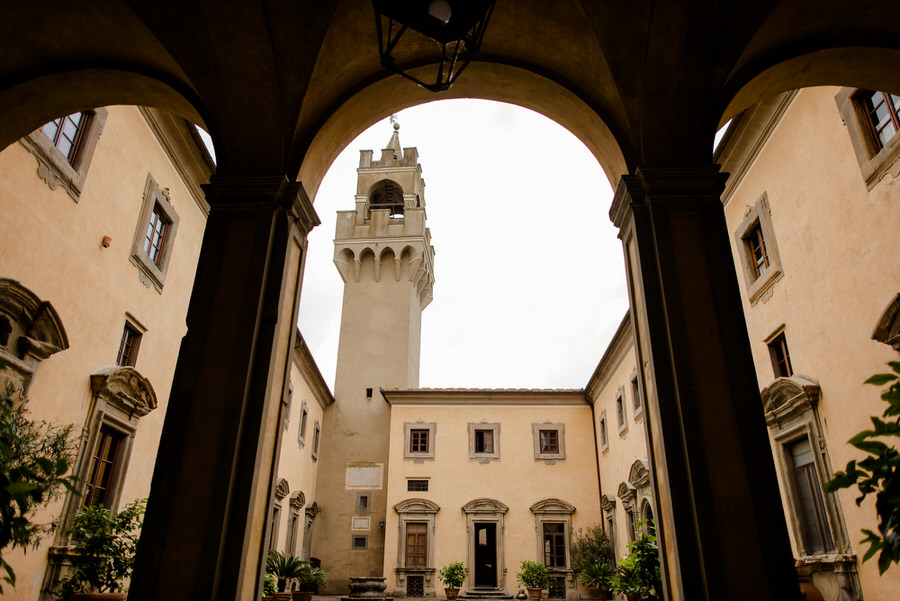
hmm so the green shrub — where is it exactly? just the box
[0,379,76,592]
[57,498,146,597]
[516,560,551,590]
[570,524,614,572]
[438,561,468,587]
[825,361,900,574]
[611,520,662,601]
[577,561,615,591]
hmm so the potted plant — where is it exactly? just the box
[438,561,468,599]
[292,561,326,601]
[570,524,614,573]
[56,498,146,600]
[516,560,551,601]
[611,520,662,601]
[577,562,615,600]
[263,572,278,600]
[266,551,306,600]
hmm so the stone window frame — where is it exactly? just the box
[733,192,783,305]
[393,498,441,598]
[617,482,638,542]
[298,399,309,447]
[835,88,900,189]
[872,292,900,351]
[269,478,290,551]
[19,108,108,202]
[352,535,368,550]
[530,498,577,599]
[600,494,617,561]
[462,498,508,594]
[532,421,566,462]
[301,502,320,560]
[766,327,794,378]
[130,173,180,293]
[356,492,371,513]
[115,317,144,368]
[630,370,643,421]
[598,410,609,453]
[407,479,429,492]
[53,365,157,563]
[286,491,305,556]
[760,376,852,559]
[468,420,501,462]
[403,420,436,461]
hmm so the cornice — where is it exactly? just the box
[382,388,588,406]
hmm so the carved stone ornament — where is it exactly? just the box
[0,278,69,362]
[394,498,440,514]
[274,478,290,500]
[760,376,820,427]
[530,498,576,515]
[290,491,305,509]
[600,493,617,511]
[89,366,158,418]
[462,498,509,515]
[305,501,320,518]
[628,459,651,489]
[872,293,900,351]
[617,482,637,509]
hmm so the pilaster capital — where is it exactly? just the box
[202,174,321,235]
[610,166,729,229]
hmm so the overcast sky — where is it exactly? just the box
[297,99,629,390]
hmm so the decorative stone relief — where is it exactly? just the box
[89,366,158,418]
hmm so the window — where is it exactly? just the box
[475,429,494,453]
[407,479,429,492]
[542,523,566,567]
[601,494,617,561]
[83,426,124,507]
[631,373,643,417]
[615,387,628,434]
[130,174,180,292]
[788,438,835,555]
[733,192,783,304]
[20,108,108,202]
[403,421,436,460]
[298,401,308,447]
[835,88,900,189]
[357,493,370,511]
[144,205,170,267]
[533,422,566,461]
[540,429,559,454]
[468,421,500,461]
[531,499,575,598]
[761,378,850,560]
[860,90,900,150]
[768,331,793,378]
[410,429,429,453]
[312,420,320,461]
[547,577,566,599]
[269,504,281,550]
[405,523,427,567]
[599,411,609,452]
[366,387,373,399]
[352,535,368,550]
[42,113,85,162]
[116,322,142,367]
[287,492,304,556]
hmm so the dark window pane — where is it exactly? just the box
[83,427,123,507]
[543,523,566,567]
[789,438,834,554]
[540,429,559,454]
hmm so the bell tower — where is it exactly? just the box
[312,118,435,590]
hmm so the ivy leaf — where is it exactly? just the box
[866,373,898,386]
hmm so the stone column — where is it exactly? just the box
[129,176,319,601]
[610,167,801,601]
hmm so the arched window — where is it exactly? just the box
[368,179,405,217]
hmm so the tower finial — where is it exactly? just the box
[390,114,400,131]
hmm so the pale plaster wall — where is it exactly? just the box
[0,105,207,599]
[383,401,602,596]
[722,86,900,598]
[587,334,650,560]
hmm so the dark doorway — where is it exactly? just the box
[474,522,497,587]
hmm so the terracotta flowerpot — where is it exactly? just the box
[274,592,293,601]
[527,587,543,601]
[444,586,460,600]
[293,591,314,601]
[585,587,610,601]
[69,594,127,601]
